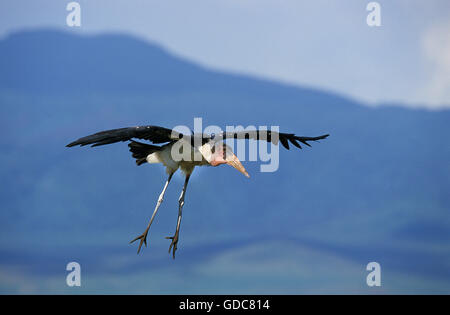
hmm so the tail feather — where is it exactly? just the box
[128,141,161,166]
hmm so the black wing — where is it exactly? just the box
[220,130,329,150]
[66,125,183,148]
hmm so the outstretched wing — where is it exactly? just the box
[66,125,183,147]
[220,130,329,150]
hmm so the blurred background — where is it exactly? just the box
[0,1,449,294]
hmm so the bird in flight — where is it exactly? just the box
[67,125,328,258]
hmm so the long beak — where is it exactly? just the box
[226,154,250,178]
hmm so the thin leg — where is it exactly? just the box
[166,174,190,259]
[130,172,174,254]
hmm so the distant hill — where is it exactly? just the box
[0,30,449,294]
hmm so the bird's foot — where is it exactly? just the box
[165,233,179,259]
[130,230,149,254]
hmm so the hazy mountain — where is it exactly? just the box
[0,30,449,294]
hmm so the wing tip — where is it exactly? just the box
[66,140,89,148]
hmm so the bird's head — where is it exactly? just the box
[199,141,250,178]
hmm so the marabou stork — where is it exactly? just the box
[67,125,328,258]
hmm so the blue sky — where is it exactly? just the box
[0,0,449,109]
